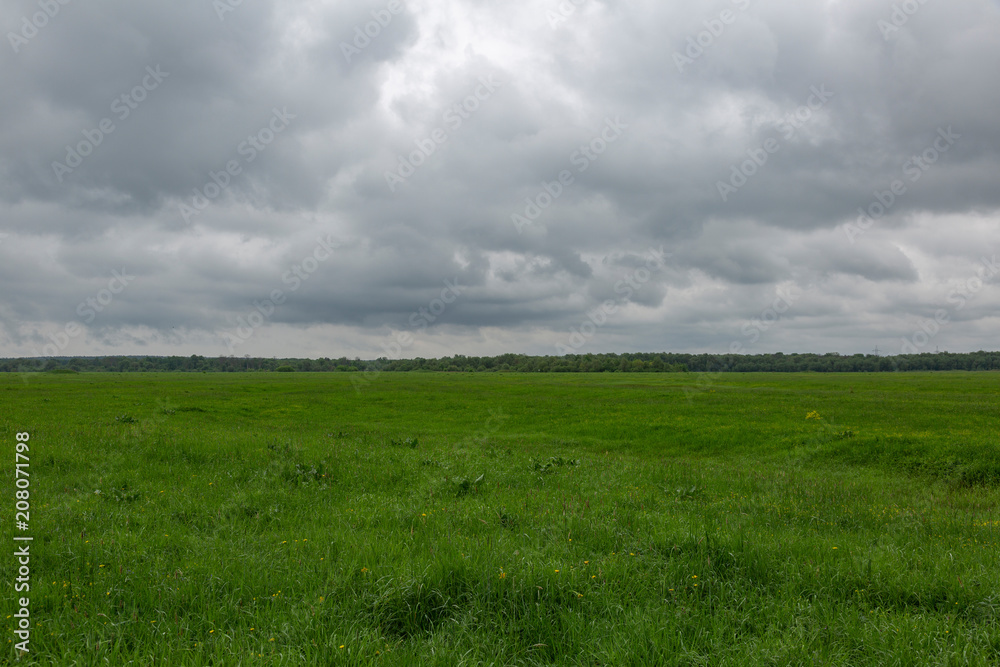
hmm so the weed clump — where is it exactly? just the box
[99,482,141,503]
[496,507,518,529]
[454,473,484,497]
[531,456,579,473]
[670,485,707,502]
[282,460,327,485]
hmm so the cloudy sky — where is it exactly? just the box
[2,0,999,360]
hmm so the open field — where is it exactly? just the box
[3,371,1000,665]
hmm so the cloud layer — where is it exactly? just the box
[2,0,999,359]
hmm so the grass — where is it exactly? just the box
[2,371,1000,664]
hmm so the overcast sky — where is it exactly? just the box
[2,0,999,360]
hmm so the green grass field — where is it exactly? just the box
[3,371,1000,665]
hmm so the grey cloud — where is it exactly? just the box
[2,0,1000,358]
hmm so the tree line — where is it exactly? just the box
[2,351,1000,374]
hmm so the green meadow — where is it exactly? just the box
[3,371,1000,665]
